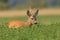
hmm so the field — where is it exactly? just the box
[0,16,60,40]
[0,8,60,17]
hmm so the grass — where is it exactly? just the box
[0,16,60,40]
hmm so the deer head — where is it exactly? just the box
[27,9,39,25]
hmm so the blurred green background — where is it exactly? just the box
[0,0,60,10]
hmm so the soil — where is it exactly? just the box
[0,8,60,17]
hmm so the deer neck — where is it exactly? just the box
[25,19,32,26]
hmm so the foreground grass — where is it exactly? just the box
[0,16,60,40]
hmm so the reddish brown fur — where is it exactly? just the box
[8,20,25,28]
[8,9,39,28]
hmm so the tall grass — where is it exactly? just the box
[0,16,60,40]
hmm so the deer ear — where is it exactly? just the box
[27,10,31,16]
[35,9,39,16]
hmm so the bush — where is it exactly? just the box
[0,0,8,10]
[28,1,48,9]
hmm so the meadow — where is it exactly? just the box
[0,16,60,40]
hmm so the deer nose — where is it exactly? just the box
[34,22,37,24]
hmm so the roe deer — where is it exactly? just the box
[8,9,39,28]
